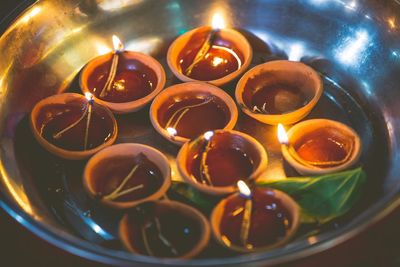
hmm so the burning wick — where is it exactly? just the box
[277,123,353,167]
[237,180,252,247]
[184,13,225,76]
[52,93,95,150]
[99,35,124,98]
[166,127,178,141]
[102,163,144,201]
[199,131,214,186]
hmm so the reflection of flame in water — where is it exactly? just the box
[335,30,370,66]
[166,127,177,137]
[277,123,289,145]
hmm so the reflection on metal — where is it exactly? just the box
[97,0,143,11]
[335,30,371,66]
[125,37,163,55]
[20,6,41,24]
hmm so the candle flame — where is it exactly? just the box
[85,92,94,102]
[211,13,225,30]
[277,123,289,145]
[112,35,124,52]
[203,131,214,141]
[166,127,177,137]
[237,180,252,198]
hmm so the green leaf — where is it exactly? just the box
[257,167,366,224]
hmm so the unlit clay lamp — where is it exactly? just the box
[30,92,117,160]
[177,130,268,195]
[150,81,238,145]
[210,180,300,252]
[119,200,210,258]
[83,143,171,209]
[167,13,252,86]
[80,35,166,113]
[235,60,323,125]
[278,119,362,175]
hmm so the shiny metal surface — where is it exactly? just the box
[1,0,400,266]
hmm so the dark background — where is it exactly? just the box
[0,1,400,266]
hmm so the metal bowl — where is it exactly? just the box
[1,0,400,266]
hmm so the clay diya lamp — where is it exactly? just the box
[150,81,238,145]
[30,92,117,160]
[177,130,268,195]
[80,35,166,113]
[235,60,323,125]
[83,143,171,209]
[167,13,252,86]
[278,119,362,175]
[119,200,210,258]
[210,180,300,252]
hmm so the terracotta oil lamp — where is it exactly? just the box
[80,35,166,113]
[210,180,300,252]
[167,13,252,86]
[235,60,323,125]
[119,200,210,258]
[177,130,268,195]
[150,82,238,145]
[30,92,117,160]
[83,143,171,209]
[278,119,362,175]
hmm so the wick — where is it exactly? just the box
[184,29,217,76]
[99,51,120,98]
[199,138,213,186]
[252,103,268,114]
[165,97,213,130]
[52,100,93,150]
[102,164,143,201]
[240,196,252,247]
[83,99,94,150]
[141,216,178,256]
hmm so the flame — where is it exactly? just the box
[166,127,177,137]
[112,35,124,52]
[85,92,94,101]
[277,123,289,145]
[237,180,252,198]
[203,131,214,141]
[211,13,225,29]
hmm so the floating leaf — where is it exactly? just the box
[257,167,366,224]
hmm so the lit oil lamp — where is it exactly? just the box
[210,180,300,252]
[119,200,210,258]
[150,82,238,145]
[177,130,268,195]
[278,119,362,175]
[30,92,117,160]
[167,13,252,86]
[235,60,323,125]
[83,143,171,209]
[80,35,166,113]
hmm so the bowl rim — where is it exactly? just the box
[149,81,239,146]
[83,143,171,209]
[30,92,118,160]
[176,129,268,195]
[281,119,362,175]
[210,187,301,253]
[119,199,211,259]
[167,25,253,86]
[235,60,324,125]
[80,51,166,114]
